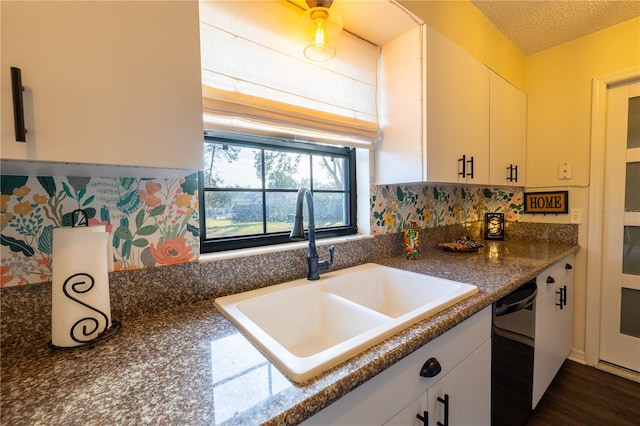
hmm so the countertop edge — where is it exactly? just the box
[260,244,580,424]
[0,242,580,426]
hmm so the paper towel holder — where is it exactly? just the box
[49,320,121,350]
[71,208,89,227]
[49,320,122,350]
[50,208,122,350]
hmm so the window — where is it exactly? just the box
[200,133,356,253]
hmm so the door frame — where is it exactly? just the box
[586,68,640,376]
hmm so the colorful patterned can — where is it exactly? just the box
[404,222,421,260]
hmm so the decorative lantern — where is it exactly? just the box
[484,213,505,240]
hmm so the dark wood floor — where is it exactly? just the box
[526,360,640,426]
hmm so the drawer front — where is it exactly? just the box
[384,340,492,426]
[302,307,491,426]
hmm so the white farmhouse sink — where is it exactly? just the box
[214,263,478,383]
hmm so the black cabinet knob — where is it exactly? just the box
[547,276,555,284]
[565,263,573,270]
[419,357,442,378]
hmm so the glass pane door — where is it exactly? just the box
[601,84,640,372]
[621,96,640,338]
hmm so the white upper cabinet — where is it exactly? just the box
[1,1,204,177]
[489,73,527,186]
[377,25,490,185]
[377,24,526,187]
[377,26,425,185]
[424,25,490,185]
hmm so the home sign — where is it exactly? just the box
[523,191,569,214]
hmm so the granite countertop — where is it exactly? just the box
[1,240,579,425]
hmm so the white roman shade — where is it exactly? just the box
[199,0,381,149]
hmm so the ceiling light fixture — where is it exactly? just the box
[298,0,343,62]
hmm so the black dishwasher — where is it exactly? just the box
[491,279,538,425]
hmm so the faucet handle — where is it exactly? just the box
[327,245,335,267]
[319,245,335,272]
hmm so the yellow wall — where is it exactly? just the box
[525,17,640,358]
[526,17,640,188]
[399,0,526,91]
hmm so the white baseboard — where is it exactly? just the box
[567,349,586,365]
[596,361,640,383]
[567,348,639,383]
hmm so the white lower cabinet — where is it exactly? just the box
[385,340,491,425]
[532,254,575,408]
[302,307,491,426]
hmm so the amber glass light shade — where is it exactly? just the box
[298,6,343,61]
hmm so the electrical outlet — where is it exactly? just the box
[570,208,582,224]
[559,162,573,180]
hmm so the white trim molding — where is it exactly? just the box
[596,362,640,384]
[568,348,587,365]
[585,68,640,367]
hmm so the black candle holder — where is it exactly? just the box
[484,213,505,240]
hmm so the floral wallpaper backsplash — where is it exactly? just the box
[2,173,523,288]
[370,184,524,234]
[1,174,199,287]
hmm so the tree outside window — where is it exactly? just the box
[200,135,356,252]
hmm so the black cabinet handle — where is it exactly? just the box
[437,394,449,426]
[416,410,428,426]
[566,263,573,270]
[419,357,442,378]
[458,155,467,178]
[11,67,27,142]
[547,276,555,284]
[467,156,474,179]
[507,164,518,182]
[556,285,567,309]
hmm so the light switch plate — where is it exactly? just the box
[570,208,582,224]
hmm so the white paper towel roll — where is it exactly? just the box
[51,225,112,348]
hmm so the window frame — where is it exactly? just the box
[199,132,357,253]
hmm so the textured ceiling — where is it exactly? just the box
[289,1,640,55]
[471,0,640,55]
